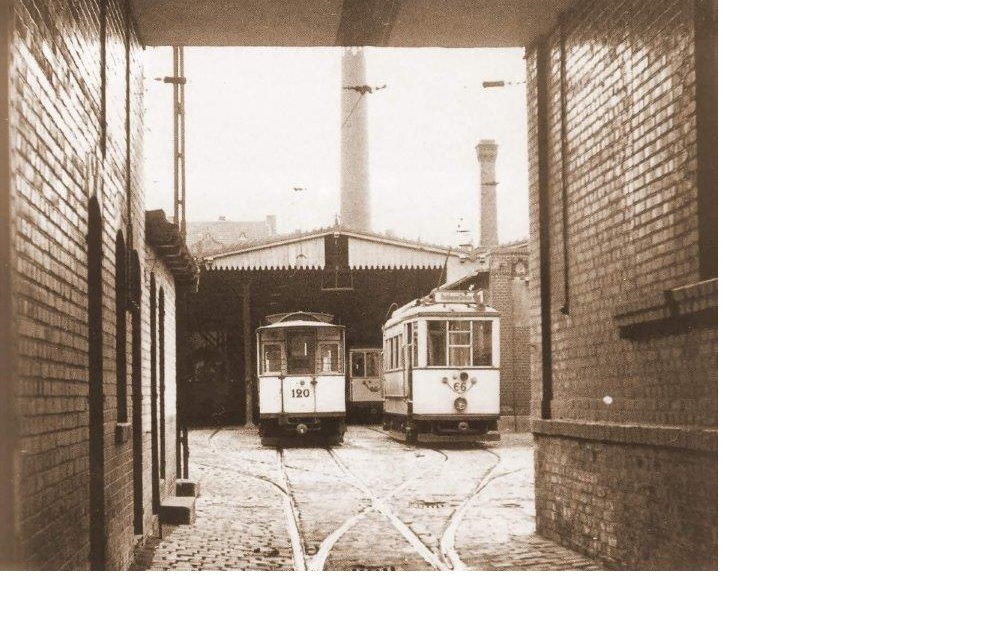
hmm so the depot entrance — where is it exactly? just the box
[178,264,443,428]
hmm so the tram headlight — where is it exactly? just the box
[454,397,467,412]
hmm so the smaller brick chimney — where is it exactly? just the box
[265,214,276,235]
[476,139,499,249]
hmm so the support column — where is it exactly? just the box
[243,282,254,427]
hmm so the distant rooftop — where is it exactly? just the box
[186,214,277,257]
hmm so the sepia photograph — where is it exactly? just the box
[0,0,717,580]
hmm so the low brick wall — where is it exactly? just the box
[534,427,716,570]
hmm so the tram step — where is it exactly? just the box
[175,479,200,498]
[159,496,196,525]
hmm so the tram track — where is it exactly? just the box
[202,427,309,571]
[438,445,509,570]
[192,426,517,572]
[324,446,449,571]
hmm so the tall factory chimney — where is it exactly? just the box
[340,48,371,231]
[477,139,499,249]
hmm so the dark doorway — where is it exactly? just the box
[158,287,166,480]
[86,197,106,570]
[149,273,160,513]
[130,250,143,534]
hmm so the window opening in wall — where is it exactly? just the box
[115,233,127,429]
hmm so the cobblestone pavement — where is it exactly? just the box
[135,426,599,571]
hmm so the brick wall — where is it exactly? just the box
[486,248,531,417]
[536,435,716,569]
[7,0,181,569]
[527,0,717,569]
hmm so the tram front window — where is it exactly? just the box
[365,351,380,377]
[319,342,343,373]
[287,331,316,374]
[473,321,493,366]
[261,343,282,374]
[427,320,493,367]
[351,352,365,377]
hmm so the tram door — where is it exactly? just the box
[404,322,415,411]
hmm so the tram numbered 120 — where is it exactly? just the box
[256,311,347,445]
[347,348,383,422]
[381,290,501,443]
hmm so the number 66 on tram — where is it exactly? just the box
[381,290,501,444]
[256,311,347,445]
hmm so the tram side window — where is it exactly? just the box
[351,352,365,377]
[366,351,380,377]
[287,331,316,374]
[428,321,447,366]
[261,343,283,374]
[473,321,493,366]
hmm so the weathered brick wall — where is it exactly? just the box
[527,0,717,569]
[9,0,152,569]
[536,436,716,569]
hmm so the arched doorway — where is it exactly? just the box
[87,197,106,570]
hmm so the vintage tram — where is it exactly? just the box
[256,311,347,445]
[381,290,501,443]
[347,347,383,422]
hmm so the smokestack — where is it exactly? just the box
[340,48,371,232]
[477,139,498,249]
[265,214,276,235]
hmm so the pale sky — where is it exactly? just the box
[142,47,530,247]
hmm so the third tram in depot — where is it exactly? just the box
[347,347,384,421]
[381,290,501,443]
[256,311,347,445]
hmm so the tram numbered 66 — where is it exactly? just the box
[256,311,347,445]
[381,290,501,444]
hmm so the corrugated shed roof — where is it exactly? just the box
[200,224,464,258]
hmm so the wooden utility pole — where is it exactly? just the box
[171,46,186,239]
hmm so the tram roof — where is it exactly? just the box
[384,291,499,328]
[258,320,344,331]
[258,311,344,331]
